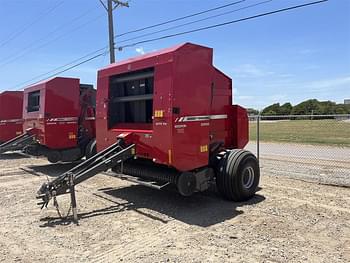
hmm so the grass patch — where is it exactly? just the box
[249,119,350,147]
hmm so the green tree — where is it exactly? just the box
[261,103,280,116]
[291,99,322,115]
[279,102,293,115]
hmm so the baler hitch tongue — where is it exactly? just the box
[0,132,35,154]
[35,140,136,213]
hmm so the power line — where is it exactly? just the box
[29,50,109,85]
[8,0,248,85]
[115,0,246,38]
[0,6,100,64]
[118,0,328,50]
[116,0,273,45]
[13,50,109,91]
[12,47,109,90]
[10,0,328,90]
[2,0,244,69]
[0,1,64,48]
[0,13,106,69]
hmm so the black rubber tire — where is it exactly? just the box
[23,145,39,156]
[47,151,61,163]
[216,149,260,201]
[177,172,196,197]
[85,139,97,160]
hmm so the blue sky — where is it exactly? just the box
[0,0,349,109]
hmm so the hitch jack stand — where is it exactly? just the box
[68,173,78,223]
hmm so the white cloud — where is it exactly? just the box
[237,95,255,100]
[232,63,275,78]
[306,76,350,91]
[135,47,145,55]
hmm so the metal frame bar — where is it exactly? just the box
[0,133,36,154]
[111,71,154,83]
[111,94,153,103]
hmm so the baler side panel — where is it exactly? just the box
[231,105,249,149]
[96,52,174,162]
[80,88,96,140]
[96,76,109,152]
[0,91,23,120]
[171,45,213,171]
[210,70,233,149]
[23,78,81,150]
[44,78,80,149]
[150,63,173,165]
[0,92,24,142]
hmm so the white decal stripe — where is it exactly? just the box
[177,114,227,122]
[0,119,23,123]
[209,114,228,120]
[46,117,78,122]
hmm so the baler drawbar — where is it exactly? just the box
[37,137,135,219]
[0,131,36,154]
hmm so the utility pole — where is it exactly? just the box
[99,0,129,63]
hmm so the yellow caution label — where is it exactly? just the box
[154,110,164,118]
[200,145,208,153]
[68,132,76,140]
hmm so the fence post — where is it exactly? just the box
[257,113,260,163]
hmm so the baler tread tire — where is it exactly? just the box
[216,149,260,201]
[47,151,62,164]
[222,149,241,199]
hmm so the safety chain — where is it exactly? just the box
[53,196,72,220]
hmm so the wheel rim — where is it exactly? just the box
[242,166,255,189]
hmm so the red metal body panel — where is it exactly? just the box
[231,105,249,149]
[80,87,96,142]
[0,91,24,142]
[96,43,248,172]
[23,77,94,150]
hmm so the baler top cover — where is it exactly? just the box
[23,77,95,150]
[96,43,248,171]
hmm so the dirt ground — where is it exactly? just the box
[0,152,349,263]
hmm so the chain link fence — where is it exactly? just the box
[246,114,350,187]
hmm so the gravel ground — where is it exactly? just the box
[0,152,349,263]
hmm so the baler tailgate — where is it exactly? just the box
[36,140,135,209]
[0,132,35,154]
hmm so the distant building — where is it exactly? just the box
[345,99,350,105]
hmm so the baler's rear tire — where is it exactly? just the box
[177,172,196,197]
[47,151,61,163]
[216,149,260,201]
[85,139,97,160]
